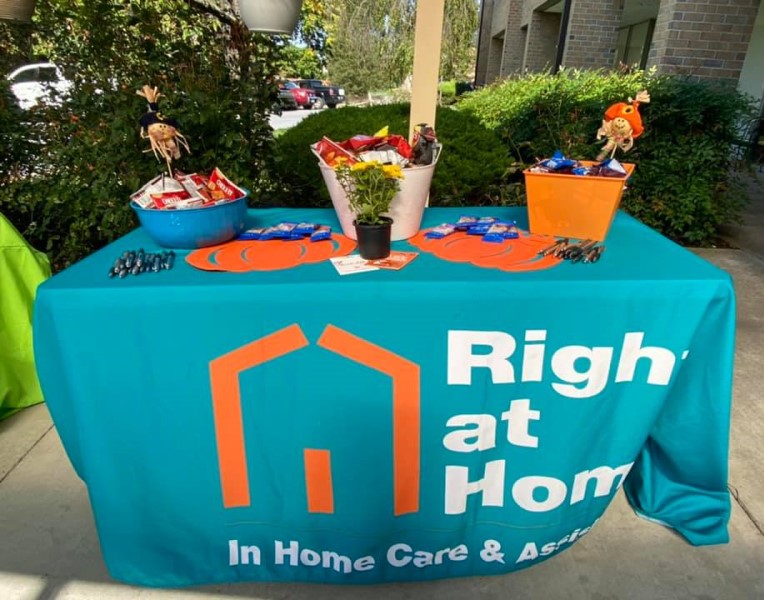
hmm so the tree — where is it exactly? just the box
[295,0,331,69]
[0,20,34,74]
[276,44,323,78]
[277,0,332,79]
[0,0,280,270]
[326,0,415,95]
[440,0,479,81]
[324,0,478,95]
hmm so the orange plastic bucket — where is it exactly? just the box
[524,161,635,241]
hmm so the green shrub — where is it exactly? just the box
[439,81,456,97]
[272,103,508,207]
[0,1,279,271]
[458,69,755,245]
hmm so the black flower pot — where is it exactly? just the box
[354,217,393,260]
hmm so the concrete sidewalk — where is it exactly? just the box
[2,176,764,600]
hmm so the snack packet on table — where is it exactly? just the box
[131,174,185,208]
[150,189,205,210]
[310,226,332,242]
[530,150,579,174]
[590,158,628,178]
[482,221,519,243]
[237,228,266,240]
[131,169,245,209]
[425,224,457,239]
[311,137,358,168]
[177,173,214,204]
[358,150,409,166]
[455,216,478,230]
[313,128,415,169]
[208,167,246,201]
[294,223,319,235]
[259,222,298,240]
[466,217,498,236]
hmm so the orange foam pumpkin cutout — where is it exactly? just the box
[186,235,357,272]
[409,229,563,272]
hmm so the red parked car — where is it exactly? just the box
[280,80,317,109]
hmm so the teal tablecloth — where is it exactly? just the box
[33,207,735,587]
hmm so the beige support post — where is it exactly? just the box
[409,0,446,143]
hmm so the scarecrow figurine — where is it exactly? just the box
[412,123,437,165]
[136,85,190,176]
[596,90,650,161]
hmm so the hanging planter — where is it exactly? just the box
[239,0,302,35]
[0,0,36,23]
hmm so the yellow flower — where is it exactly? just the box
[351,161,372,171]
[382,164,403,179]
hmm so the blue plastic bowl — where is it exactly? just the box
[130,195,248,249]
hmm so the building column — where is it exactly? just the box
[409,0,446,141]
[523,10,562,72]
[647,0,761,83]
[562,0,623,68]
[475,0,496,85]
[500,0,526,76]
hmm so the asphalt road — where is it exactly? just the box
[269,107,323,131]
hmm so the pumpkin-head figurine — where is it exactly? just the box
[137,85,190,176]
[596,90,650,161]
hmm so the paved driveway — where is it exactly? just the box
[269,107,322,131]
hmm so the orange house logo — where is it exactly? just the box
[209,324,421,516]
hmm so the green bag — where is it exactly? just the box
[0,213,51,420]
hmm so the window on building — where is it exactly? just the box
[616,19,655,69]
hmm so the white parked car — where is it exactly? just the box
[7,62,72,110]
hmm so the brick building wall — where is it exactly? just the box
[491,0,510,36]
[474,0,760,87]
[487,36,505,82]
[521,0,542,27]
[500,0,526,76]
[563,0,623,68]
[475,0,495,85]
[524,10,562,71]
[647,0,760,83]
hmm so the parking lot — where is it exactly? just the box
[269,106,325,131]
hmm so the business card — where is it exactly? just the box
[330,255,380,276]
[366,251,419,270]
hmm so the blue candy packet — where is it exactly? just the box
[425,224,457,239]
[294,222,319,235]
[310,225,332,242]
[259,222,298,240]
[467,217,498,236]
[482,221,519,243]
[259,227,285,240]
[596,158,627,176]
[455,216,478,230]
[539,150,577,171]
[237,227,265,240]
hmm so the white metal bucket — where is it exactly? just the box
[319,148,440,241]
[239,0,301,34]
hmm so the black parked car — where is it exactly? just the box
[271,87,298,115]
